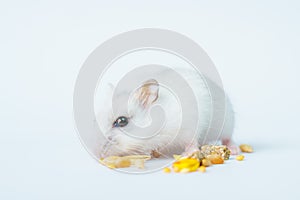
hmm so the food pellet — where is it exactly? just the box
[236,155,245,161]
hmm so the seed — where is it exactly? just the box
[236,155,245,161]
[206,155,224,164]
[163,167,171,173]
[151,150,161,158]
[201,159,212,167]
[198,166,206,173]
[239,144,253,153]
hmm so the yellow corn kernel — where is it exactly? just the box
[239,144,253,153]
[206,155,224,164]
[198,166,206,173]
[172,158,200,173]
[163,167,171,173]
[236,155,245,161]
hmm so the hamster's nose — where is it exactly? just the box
[107,136,113,140]
[106,135,117,144]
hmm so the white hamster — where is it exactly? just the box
[96,66,235,158]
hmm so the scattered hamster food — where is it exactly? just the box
[206,155,224,164]
[198,166,206,173]
[236,155,245,161]
[239,144,253,153]
[99,144,253,173]
[201,145,231,160]
[172,158,200,173]
[167,145,229,173]
[100,155,151,169]
[201,158,212,167]
[163,167,171,173]
[166,144,253,173]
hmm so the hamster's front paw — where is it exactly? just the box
[222,138,240,155]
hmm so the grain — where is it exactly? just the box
[239,144,253,153]
[163,167,171,173]
[206,155,224,164]
[236,155,245,161]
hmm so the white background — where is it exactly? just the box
[1,0,299,199]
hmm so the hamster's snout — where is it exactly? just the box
[107,135,113,141]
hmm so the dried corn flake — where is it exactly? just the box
[100,155,151,169]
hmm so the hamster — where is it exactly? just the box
[96,66,235,158]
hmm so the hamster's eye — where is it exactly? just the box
[113,116,128,127]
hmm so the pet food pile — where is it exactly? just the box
[99,144,253,173]
[164,144,253,173]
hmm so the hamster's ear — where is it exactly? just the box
[132,79,159,108]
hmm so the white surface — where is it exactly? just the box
[0,0,300,199]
